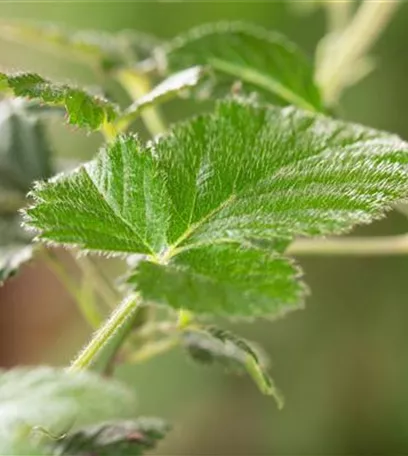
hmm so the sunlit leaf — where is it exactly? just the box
[26,98,408,317]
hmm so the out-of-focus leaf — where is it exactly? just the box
[183,326,284,407]
[0,99,54,284]
[157,22,323,111]
[0,367,138,455]
[53,417,169,456]
[0,21,159,71]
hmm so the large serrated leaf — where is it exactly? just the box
[25,98,408,317]
[0,99,54,284]
[0,72,118,130]
[53,417,169,456]
[183,326,284,407]
[0,367,137,455]
[157,22,323,112]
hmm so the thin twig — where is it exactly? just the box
[288,234,408,256]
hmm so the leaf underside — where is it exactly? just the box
[26,98,408,317]
[119,66,204,129]
[0,72,117,130]
[158,22,323,112]
[54,417,169,456]
[184,326,284,407]
[0,99,54,283]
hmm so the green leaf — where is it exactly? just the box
[117,66,205,131]
[183,326,283,407]
[53,417,169,456]
[0,21,159,71]
[157,22,323,111]
[0,72,118,130]
[25,98,408,317]
[0,367,138,455]
[0,99,54,196]
[130,245,304,318]
[0,99,54,283]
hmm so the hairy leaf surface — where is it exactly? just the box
[26,98,408,317]
[0,367,137,455]
[157,22,323,111]
[129,245,304,318]
[0,72,117,130]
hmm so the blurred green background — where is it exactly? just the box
[1,1,408,454]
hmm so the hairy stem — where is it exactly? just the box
[288,234,408,256]
[41,248,102,328]
[69,295,141,371]
[74,254,121,309]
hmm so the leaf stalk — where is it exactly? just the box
[288,234,408,256]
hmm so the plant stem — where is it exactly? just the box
[116,68,167,136]
[323,0,354,33]
[69,295,141,371]
[288,234,408,257]
[316,0,400,105]
[41,248,102,328]
[102,121,118,142]
[74,254,121,309]
[128,337,179,364]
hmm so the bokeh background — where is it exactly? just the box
[1,1,408,454]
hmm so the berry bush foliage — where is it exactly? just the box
[0,2,406,454]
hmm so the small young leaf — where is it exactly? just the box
[117,66,204,130]
[53,417,169,456]
[0,21,159,71]
[26,98,408,317]
[0,99,54,283]
[183,326,284,407]
[157,22,323,111]
[0,72,118,130]
[0,367,137,455]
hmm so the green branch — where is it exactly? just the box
[316,0,400,105]
[69,295,141,372]
[288,234,408,257]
